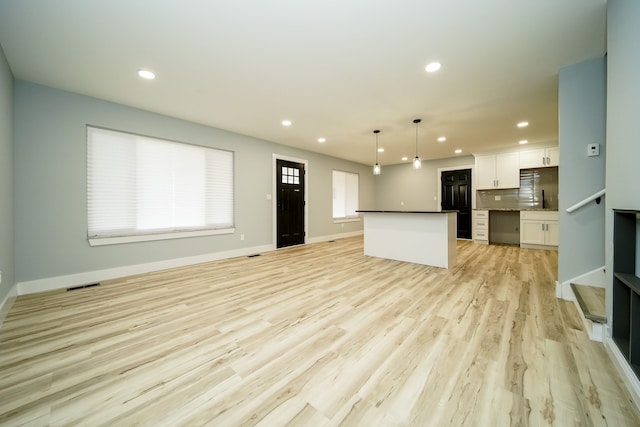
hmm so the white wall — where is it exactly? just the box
[374,155,475,211]
[606,0,640,285]
[13,81,373,285]
[558,57,606,284]
[0,43,14,303]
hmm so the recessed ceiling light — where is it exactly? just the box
[401,156,409,161]
[425,62,442,73]
[517,121,529,128]
[454,149,462,154]
[317,137,326,143]
[437,136,446,142]
[519,140,528,145]
[137,69,155,80]
[281,120,292,127]
[378,148,384,153]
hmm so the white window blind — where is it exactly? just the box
[87,127,234,243]
[332,170,359,219]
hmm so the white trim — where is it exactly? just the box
[333,218,361,224]
[436,164,475,211]
[557,265,606,301]
[89,227,235,246]
[569,293,604,342]
[0,283,18,328]
[604,336,640,411]
[307,230,363,244]
[272,154,309,249]
[16,243,273,296]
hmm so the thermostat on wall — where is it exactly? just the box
[587,143,600,157]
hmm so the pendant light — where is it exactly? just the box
[373,129,381,175]
[413,119,422,169]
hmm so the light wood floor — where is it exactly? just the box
[1,237,639,426]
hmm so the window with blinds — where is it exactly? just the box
[87,126,234,245]
[332,170,359,220]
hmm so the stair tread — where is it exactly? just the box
[571,283,607,323]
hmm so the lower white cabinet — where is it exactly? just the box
[473,210,489,244]
[520,211,558,248]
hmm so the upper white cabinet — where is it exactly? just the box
[476,152,520,189]
[519,147,559,169]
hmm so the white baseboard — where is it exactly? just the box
[17,244,274,296]
[557,265,606,301]
[307,230,363,244]
[0,283,18,328]
[15,232,365,296]
[604,336,640,411]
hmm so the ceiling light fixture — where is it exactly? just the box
[437,136,446,142]
[519,140,528,145]
[318,137,326,143]
[425,62,442,73]
[378,148,384,153]
[402,156,409,161]
[455,149,462,154]
[137,69,155,80]
[517,121,529,128]
[281,120,292,127]
[413,119,422,169]
[373,130,381,175]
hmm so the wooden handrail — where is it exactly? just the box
[566,189,605,213]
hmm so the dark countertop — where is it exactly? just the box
[356,210,458,214]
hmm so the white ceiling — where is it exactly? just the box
[0,0,607,165]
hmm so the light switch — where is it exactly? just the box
[587,143,600,157]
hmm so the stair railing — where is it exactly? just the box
[566,188,606,213]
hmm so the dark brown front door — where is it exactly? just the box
[441,169,472,239]
[276,159,305,248]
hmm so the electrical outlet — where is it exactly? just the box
[587,143,600,157]
[495,195,501,201]
[0,270,2,285]
[240,234,245,241]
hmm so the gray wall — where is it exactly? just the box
[606,1,640,301]
[0,44,14,302]
[558,57,606,284]
[374,155,475,211]
[13,81,373,283]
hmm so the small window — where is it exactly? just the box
[87,126,234,244]
[282,166,300,185]
[332,170,359,220]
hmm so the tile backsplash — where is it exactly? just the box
[477,167,558,210]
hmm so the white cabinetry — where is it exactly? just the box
[520,211,558,248]
[472,210,489,244]
[519,147,559,169]
[476,152,520,189]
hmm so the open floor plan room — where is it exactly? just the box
[1,237,638,426]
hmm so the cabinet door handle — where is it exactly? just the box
[542,224,545,231]
[542,156,546,165]
[547,156,551,165]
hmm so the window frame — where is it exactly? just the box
[332,169,361,223]
[86,126,235,246]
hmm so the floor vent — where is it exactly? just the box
[247,254,261,258]
[67,283,101,291]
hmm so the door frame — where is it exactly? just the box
[437,164,475,212]
[272,154,309,249]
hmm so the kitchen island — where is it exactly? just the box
[356,210,457,268]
